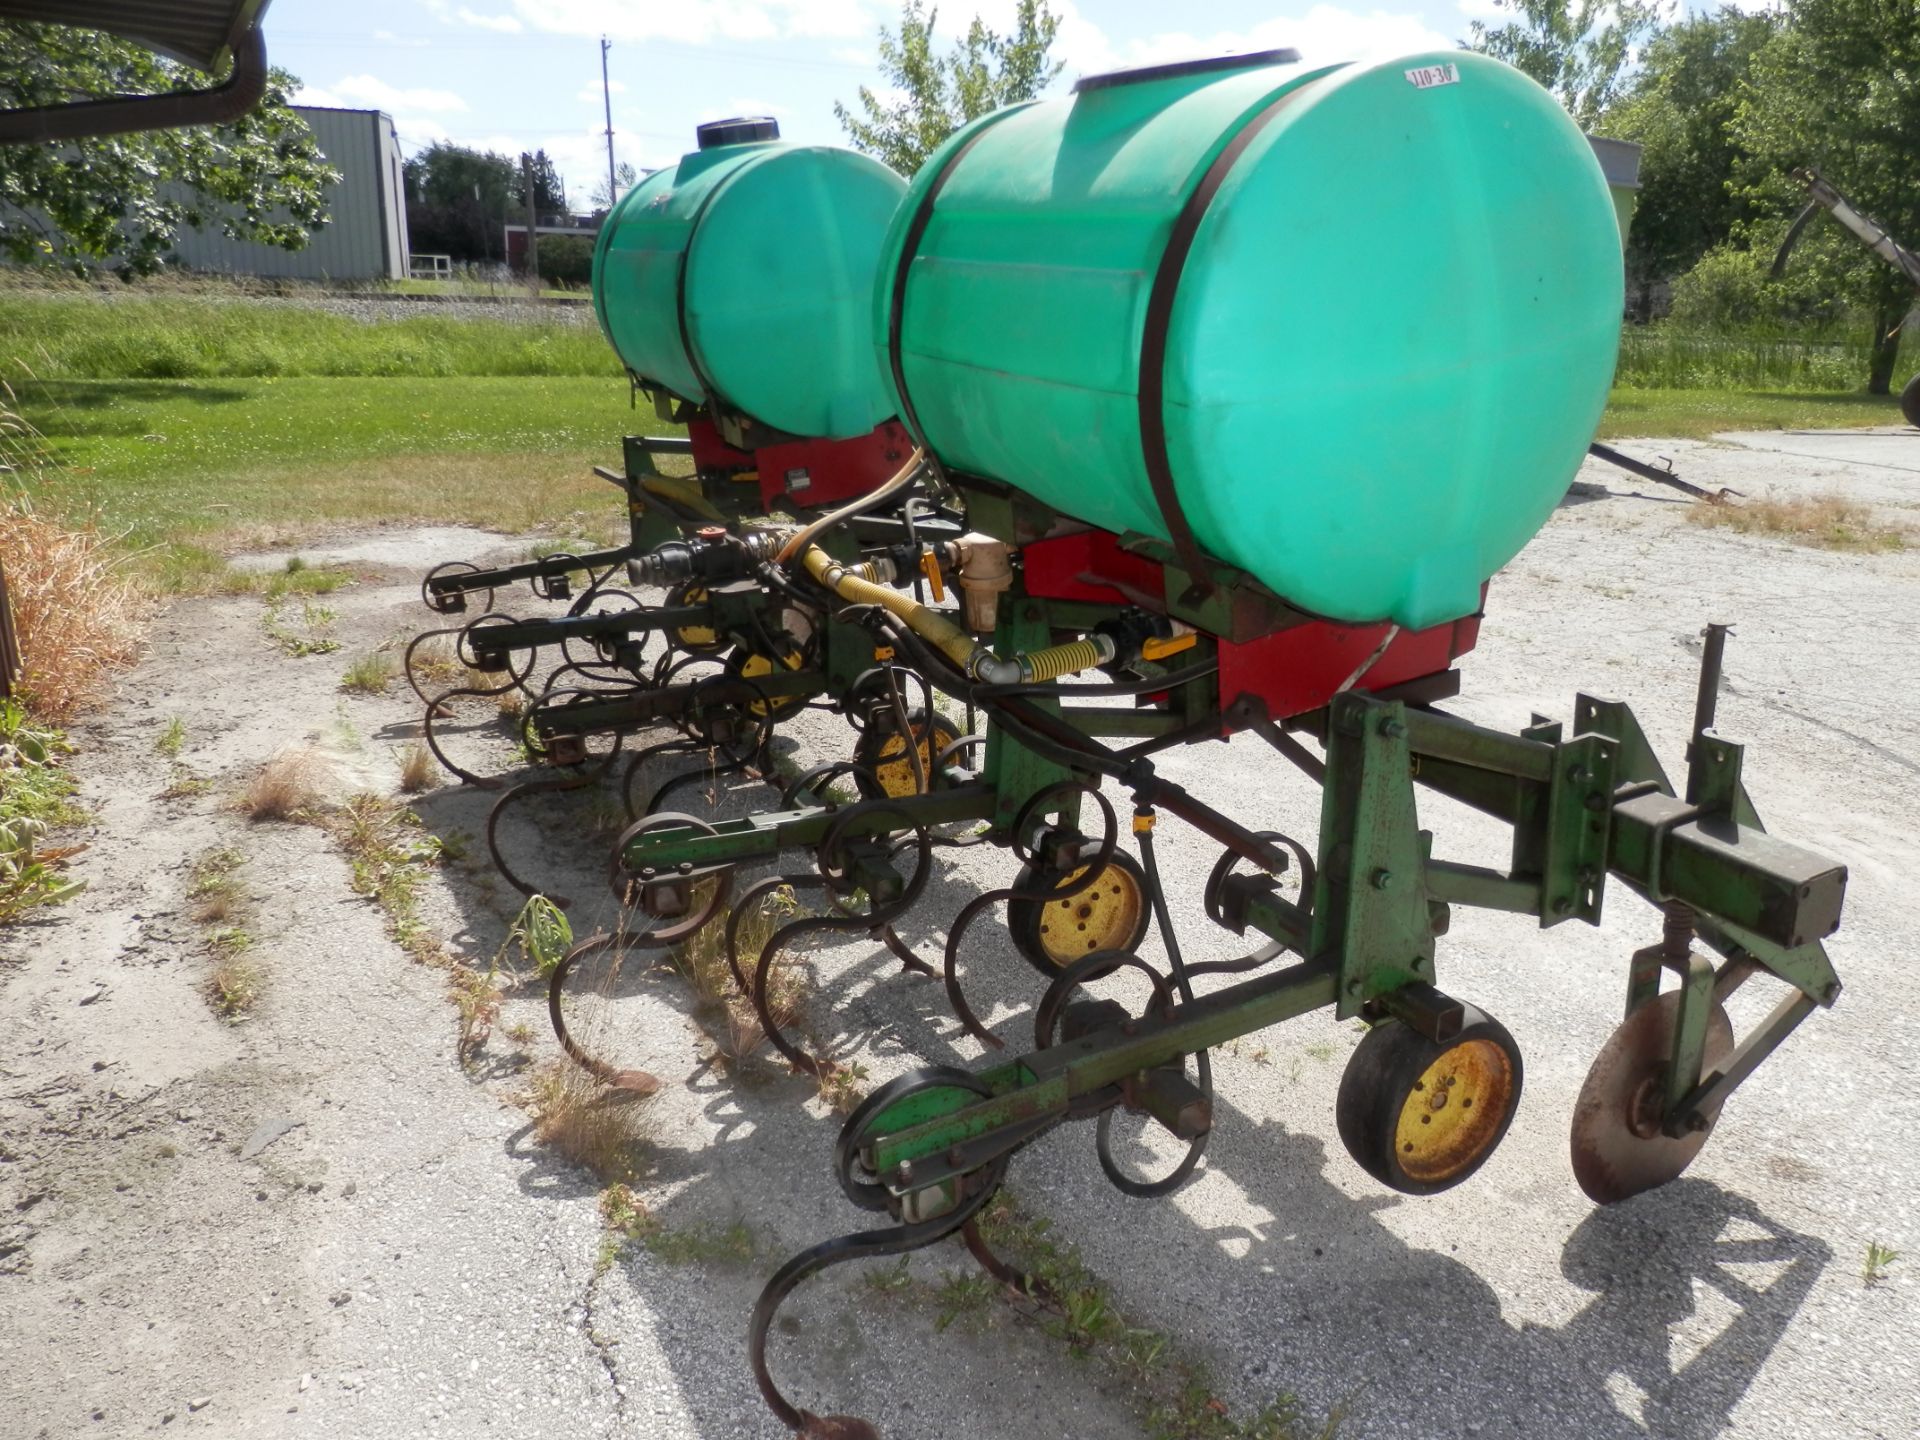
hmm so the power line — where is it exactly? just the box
[270,29,875,72]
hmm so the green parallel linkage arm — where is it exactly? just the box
[853,679,1849,1201]
[616,784,1000,873]
[472,604,718,656]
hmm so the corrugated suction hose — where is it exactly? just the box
[798,548,1113,685]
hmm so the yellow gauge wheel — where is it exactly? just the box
[1336,1006,1523,1196]
[731,648,808,717]
[855,714,959,799]
[667,583,722,653]
[1007,852,1151,977]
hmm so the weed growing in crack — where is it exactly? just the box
[1865,1240,1899,1286]
[188,847,245,924]
[397,742,436,794]
[241,747,328,822]
[261,596,342,657]
[159,764,211,799]
[206,928,260,1018]
[188,846,260,1017]
[936,1190,1350,1440]
[340,650,396,695]
[154,715,186,758]
[526,1061,647,1184]
[454,895,573,1059]
[333,794,445,962]
[599,1183,754,1268]
[665,882,820,1074]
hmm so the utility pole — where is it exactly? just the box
[601,35,618,211]
[520,151,540,299]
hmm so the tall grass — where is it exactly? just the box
[1615,321,1917,393]
[0,294,619,381]
[1,389,147,718]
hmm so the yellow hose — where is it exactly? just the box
[799,547,1116,685]
[800,546,987,675]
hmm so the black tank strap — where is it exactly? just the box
[674,163,750,418]
[885,108,1025,448]
[1139,85,1313,604]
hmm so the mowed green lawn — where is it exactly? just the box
[10,375,669,587]
[4,290,1911,591]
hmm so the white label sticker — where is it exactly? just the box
[1405,63,1460,90]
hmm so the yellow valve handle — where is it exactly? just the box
[1141,631,1199,662]
[919,550,946,603]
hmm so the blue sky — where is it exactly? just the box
[273,0,1765,207]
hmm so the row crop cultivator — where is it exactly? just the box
[404,53,1854,1440]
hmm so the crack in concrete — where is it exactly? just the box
[578,1258,627,1418]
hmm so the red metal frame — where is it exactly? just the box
[1021,528,1481,721]
[754,421,914,512]
[687,415,756,474]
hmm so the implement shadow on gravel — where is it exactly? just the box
[378,578,1829,1440]
[1067,1085,1830,1440]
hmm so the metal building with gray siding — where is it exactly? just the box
[166,105,408,280]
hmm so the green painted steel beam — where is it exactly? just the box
[869,962,1340,1181]
[617,785,997,871]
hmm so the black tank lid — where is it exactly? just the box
[1073,49,1299,95]
[696,116,780,149]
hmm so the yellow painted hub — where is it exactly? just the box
[1035,861,1144,965]
[673,585,718,650]
[738,649,806,716]
[1391,1037,1515,1183]
[871,720,957,798]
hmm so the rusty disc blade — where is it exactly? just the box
[800,1415,881,1440]
[606,1068,663,1097]
[1570,991,1734,1205]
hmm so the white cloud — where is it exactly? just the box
[372,29,432,46]
[504,0,882,46]
[309,74,470,113]
[1456,0,1506,18]
[575,78,627,104]
[457,8,523,31]
[1070,7,1457,76]
[831,46,873,67]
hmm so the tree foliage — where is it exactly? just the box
[403,142,516,264]
[518,149,567,216]
[1466,0,1665,130]
[0,22,337,275]
[1729,0,1920,392]
[835,1,1063,176]
[1602,7,1779,314]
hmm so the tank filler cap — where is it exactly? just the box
[1072,49,1299,95]
[696,116,780,149]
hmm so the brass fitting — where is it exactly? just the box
[952,533,1013,634]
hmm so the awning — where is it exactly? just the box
[0,1,275,141]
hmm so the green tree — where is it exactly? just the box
[1732,0,1920,393]
[835,1,1063,176]
[1602,7,1780,317]
[1466,0,1667,129]
[516,149,566,216]
[0,22,337,275]
[403,142,516,264]
[407,141,516,213]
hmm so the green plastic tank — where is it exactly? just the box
[593,117,906,440]
[875,51,1626,630]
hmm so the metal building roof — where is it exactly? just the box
[0,0,271,73]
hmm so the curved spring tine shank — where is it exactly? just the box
[941,782,1120,1048]
[546,929,664,1095]
[749,1164,1006,1440]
